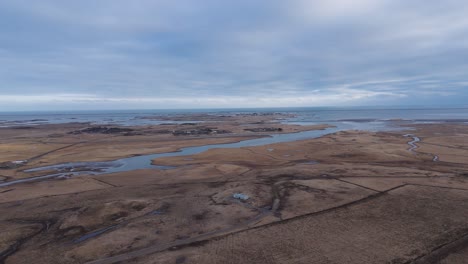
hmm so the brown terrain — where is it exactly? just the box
[0,114,468,264]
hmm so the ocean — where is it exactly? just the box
[1,107,468,128]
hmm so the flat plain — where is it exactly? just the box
[1,114,467,264]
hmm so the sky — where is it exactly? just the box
[1,0,468,111]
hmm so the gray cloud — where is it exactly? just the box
[0,0,467,110]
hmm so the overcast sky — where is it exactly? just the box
[1,0,468,110]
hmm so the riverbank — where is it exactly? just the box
[0,114,328,180]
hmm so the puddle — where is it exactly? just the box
[74,225,118,243]
[302,161,319,165]
[146,210,165,216]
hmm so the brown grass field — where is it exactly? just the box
[1,115,467,264]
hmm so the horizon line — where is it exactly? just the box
[1,105,468,113]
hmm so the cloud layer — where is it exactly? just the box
[1,0,468,110]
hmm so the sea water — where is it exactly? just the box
[1,107,468,127]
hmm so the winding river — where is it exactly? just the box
[404,134,439,161]
[0,122,402,188]
[404,134,420,152]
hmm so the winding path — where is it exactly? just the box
[85,183,398,264]
[0,219,54,264]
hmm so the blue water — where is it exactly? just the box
[284,107,468,124]
[1,107,468,127]
[0,109,204,127]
